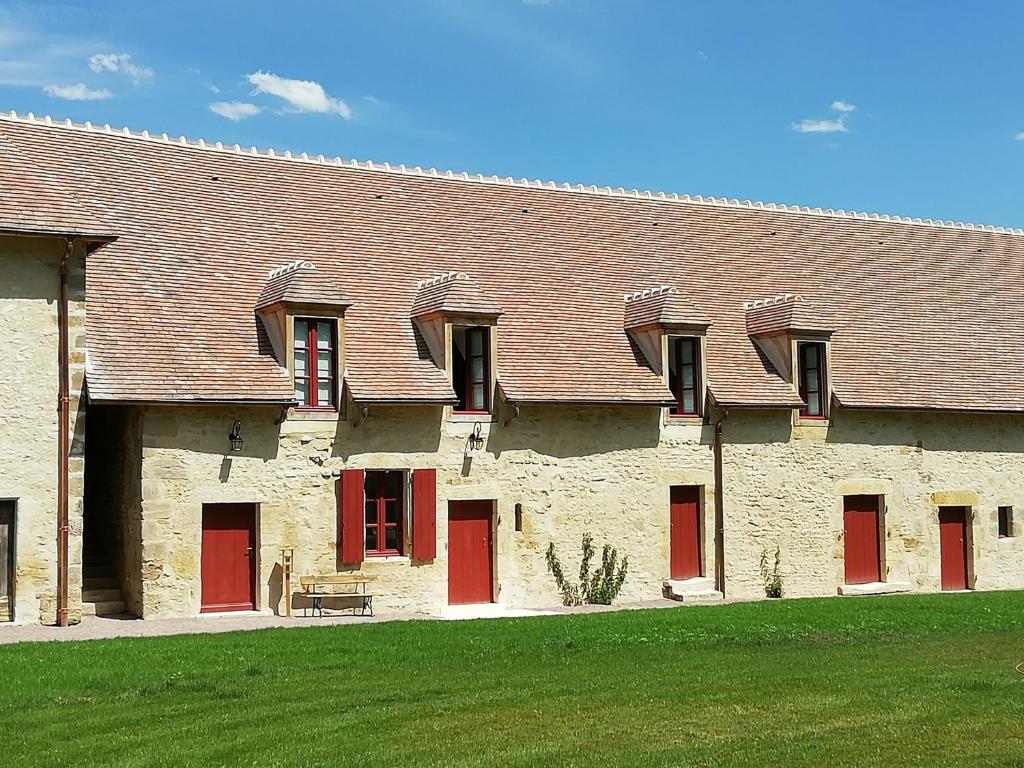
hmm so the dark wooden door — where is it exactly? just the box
[670,486,702,580]
[0,502,13,622]
[939,507,969,591]
[448,501,493,605]
[201,503,257,613]
[843,495,881,584]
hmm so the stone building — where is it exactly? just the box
[0,110,1022,624]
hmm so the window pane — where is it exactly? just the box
[471,383,485,410]
[295,321,308,348]
[317,322,332,348]
[683,390,695,413]
[294,348,307,370]
[470,357,484,383]
[317,351,331,377]
[682,367,694,389]
[469,330,483,355]
[807,391,820,415]
[385,527,399,551]
[365,501,376,524]
[294,378,309,405]
[317,380,331,405]
[385,500,399,524]
[365,526,376,550]
[680,340,693,364]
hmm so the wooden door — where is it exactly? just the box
[939,507,969,591]
[670,486,702,580]
[843,495,881,584]
[201,503,257,613]
[448,501,493,605]
[0,501,13,622]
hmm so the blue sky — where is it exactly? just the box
[2,1,1023,227]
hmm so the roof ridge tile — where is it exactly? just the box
[3,109,1023,237]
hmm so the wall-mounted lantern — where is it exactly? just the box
[228,420,244,452]
[468,421,485,451]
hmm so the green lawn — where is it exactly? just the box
[2,593,1023,767]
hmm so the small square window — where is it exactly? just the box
[998,506,1014,538]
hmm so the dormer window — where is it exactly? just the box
[255,260,351,414]
[294,318,337,410]
[410,272,502,417]
[453,326,491,413]
[797,341,827,418]
[623,286,711,419]
[668,336,702,417]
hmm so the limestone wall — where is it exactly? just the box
[134,400,1024,619]
[0,235,86,624]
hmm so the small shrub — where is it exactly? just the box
[759,545,784,598]
[546,532,629,606]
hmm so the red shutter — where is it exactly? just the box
[338,469,365,566]
[412,468,437,561]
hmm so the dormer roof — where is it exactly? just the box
[744,294,835,338]
[410,271,502,320]
[624,286,711,331]
[255,260,352,313]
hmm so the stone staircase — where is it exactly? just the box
[81,564,128,617]
[664,576,723,603]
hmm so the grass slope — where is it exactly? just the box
[1,592,1023,767]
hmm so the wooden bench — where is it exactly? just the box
[298,575,376,618]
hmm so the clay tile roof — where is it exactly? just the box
[0,125,114,239]
[624,286,711,330]
[4,112,1024,411]
[410,271,503,319]
[256,260,352,312]
[744,294,836,337]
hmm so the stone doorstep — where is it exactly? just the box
[837,581,913,597]
[664,577,724,603]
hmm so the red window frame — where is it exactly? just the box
[669,336,702,417]
[294,318,337,411]
[797,342,827,418]
[364,470,404,557]
[454,326,491,414]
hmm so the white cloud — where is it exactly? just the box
[88,52,153,84]
[792,101,857,134]
[246,71,351,119]
[209,101,263,121]
[792,117,848,134]
[42,82,112,100]
[1016,132,1024,141]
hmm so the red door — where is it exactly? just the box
[939,507,969,591]
[670,486,702,580]
[201,503,257,613]
[448,501,493,605]
[843,495,881,584]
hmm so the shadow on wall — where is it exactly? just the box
[0,235,63,301]
[268,561,283,616]
[826,408,1024,453]
[487,404,663,459]
[332,405,443,459]
[143,405,282,462]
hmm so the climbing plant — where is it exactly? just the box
[546,532,629,606]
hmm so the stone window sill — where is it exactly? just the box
[363,555,411,565]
